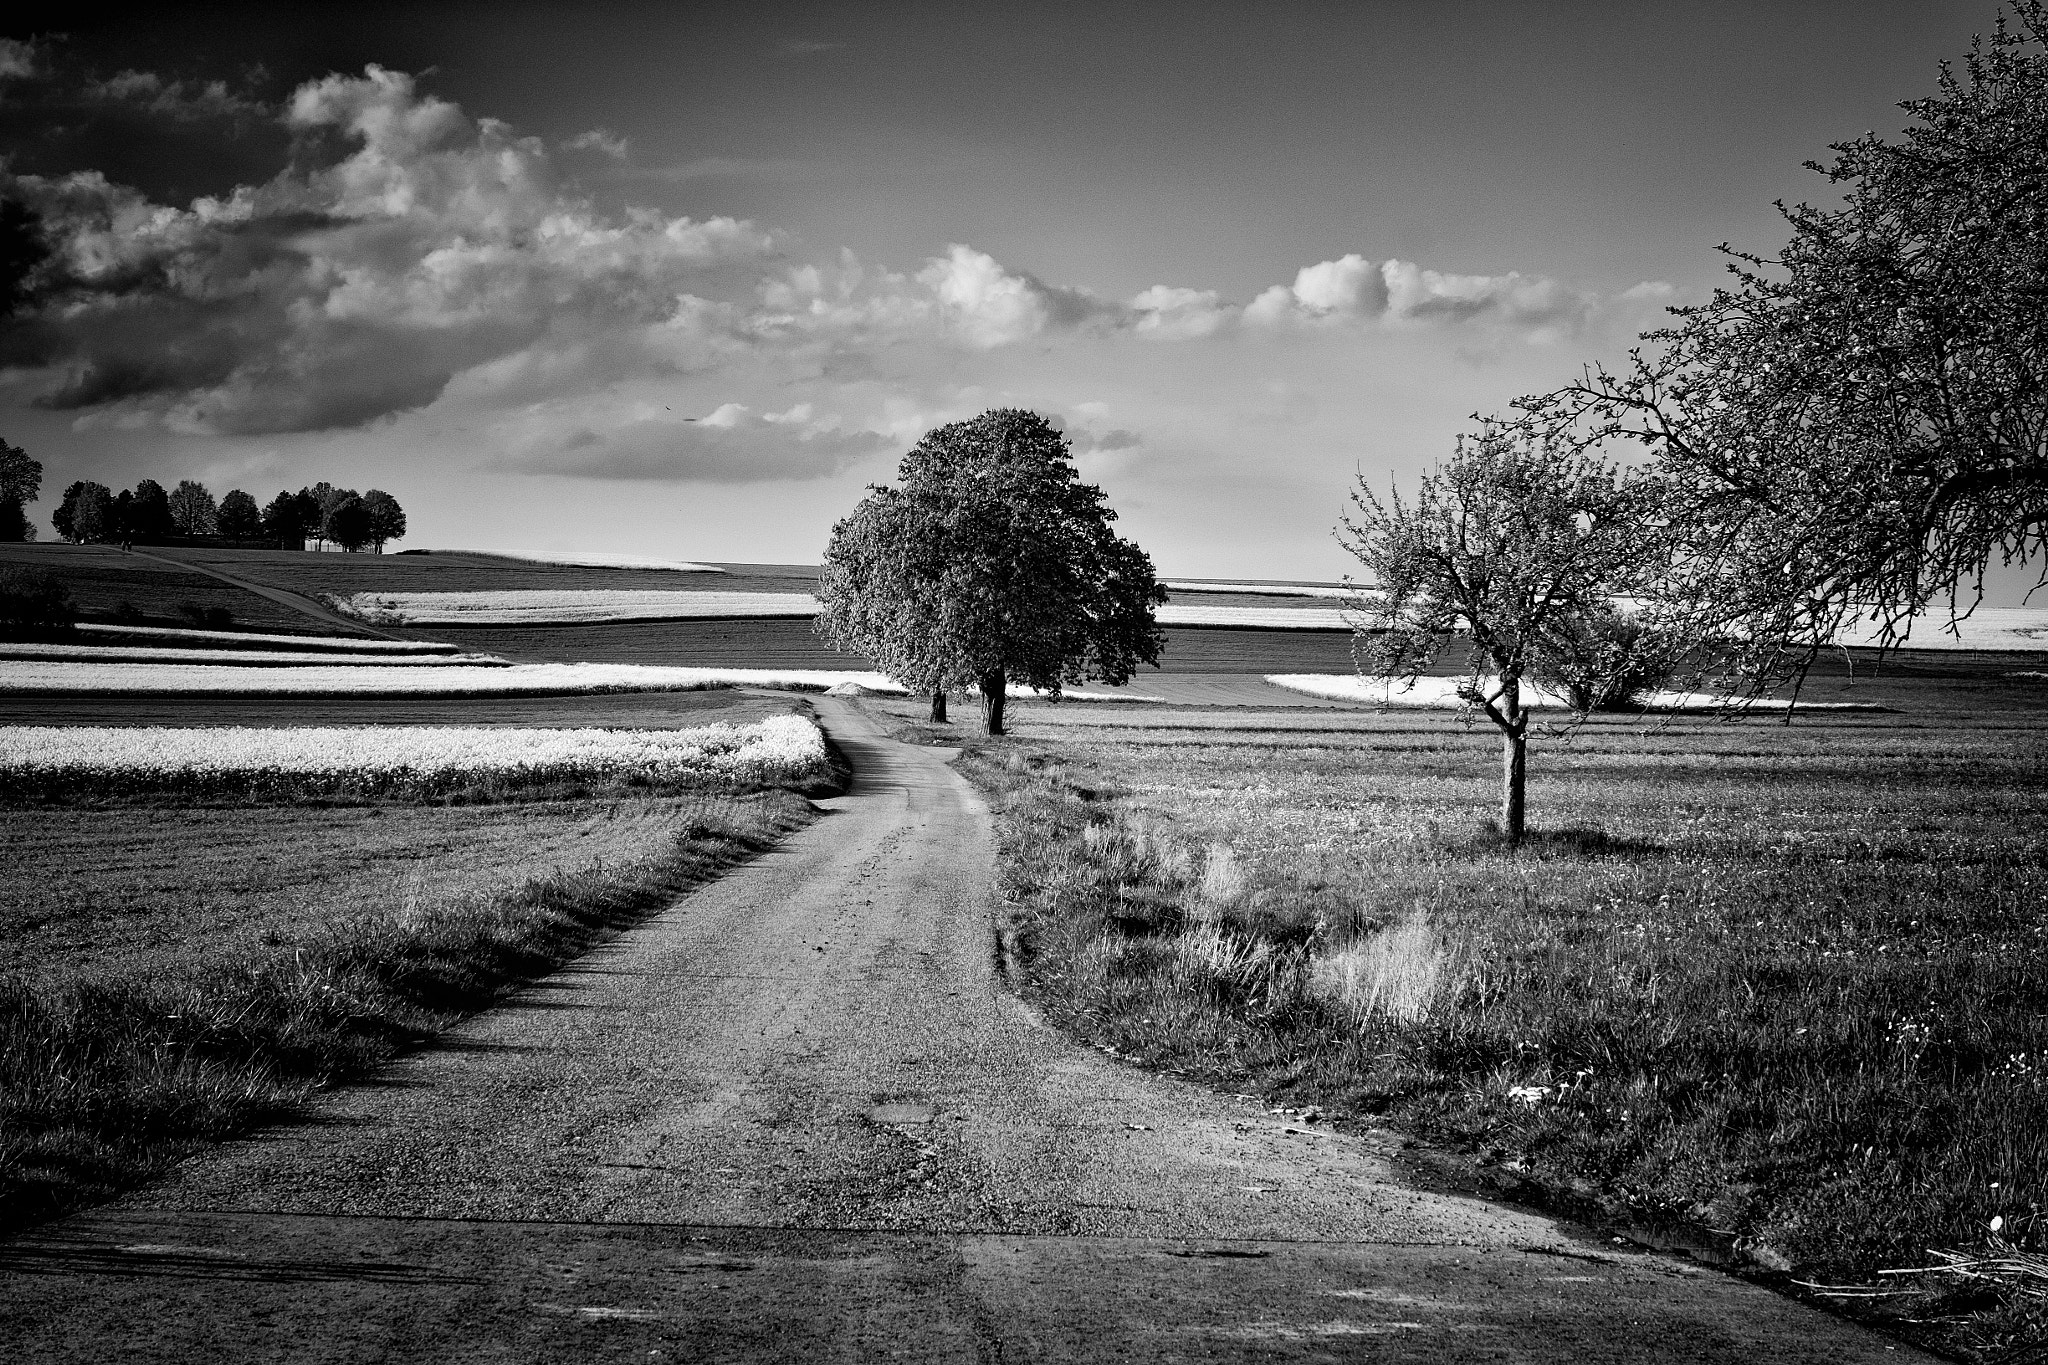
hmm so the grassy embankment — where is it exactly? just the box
[0,723,832,1234]
[894,674,2048,1359]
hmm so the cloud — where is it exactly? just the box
[0,38,44,82]
[4,65,775,435]
[1129,285,1234,340]
[0,59,1620,488]
[563,127,629,159]
[1053,401,1144,455]
[1244,254,1591,338]
[83,69,267,121]
[916,245,1118,348]
[507,401,893,483]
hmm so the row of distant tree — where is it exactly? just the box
[47,479,406,552]
[0,439,409,552]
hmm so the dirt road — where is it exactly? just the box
[0,700,1924,1362]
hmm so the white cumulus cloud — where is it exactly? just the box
[6,65,775,435]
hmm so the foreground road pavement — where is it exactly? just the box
[0,699,1923,1362]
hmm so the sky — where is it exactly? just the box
[0,0,2021,585]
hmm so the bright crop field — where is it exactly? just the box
[907,670,2048,1357]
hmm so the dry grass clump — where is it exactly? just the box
[0,791,810,1233]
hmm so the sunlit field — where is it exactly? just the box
[906,667,2048,1354]
[0,663,836,1232]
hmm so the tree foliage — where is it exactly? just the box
[361,489,406,550]
[326,495,373,552]
[0,567,74,640]
[52,481,114,543]
[1340,421,1645,840]
[217,489,262,539]
[817,409,1165,733]
[168,480,218,536]
[0,437,39,507]
[1529,1,2048,681]
[0,496,31,543]
[262,490,306,543]
[1527,605,1688,714]
[127,480,174,541]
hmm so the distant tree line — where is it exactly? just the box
[43,477,405,552]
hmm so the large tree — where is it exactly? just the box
[326,495,373,553]
[262,490,307,545]
[817,489,967,721]
[1528,1,2048,682]
[52,481,114,543]
[1341,420,1646,842]
[168,480,218,536]
[127,480,175,541]
[361,489,406,551]
[217,489,263,540]
[0,438,41,542]
[817,409,1165,734]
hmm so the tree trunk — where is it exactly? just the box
[929,687,948,724]
[979,668,1007,735]
[1501,727,1527,843]
[1495,673,1527,843]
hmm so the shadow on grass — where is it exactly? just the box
[1438,822,1664,860]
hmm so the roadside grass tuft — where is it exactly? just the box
[954,703,2048,1360]
[0,790,811,1234]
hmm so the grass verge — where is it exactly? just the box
[934,697,2048,1362]
[0,788,813,1234]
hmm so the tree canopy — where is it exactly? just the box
[0,435,37,542]
[1341,421,1645,841]
[326,495,373,553]
[361,489,407,550]
[217,489,263,539]
[1529,1,2048,680]
[0,437,39,508]
[168,480,218,536]
[817,409,1165,733]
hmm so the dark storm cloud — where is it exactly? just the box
[2,65,774,435]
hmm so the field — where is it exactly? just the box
[9,542,2048,1355]
[156,546,821,598]
[0,544,329,635]
[880,668,2048,1358]
[0,675,835,1231]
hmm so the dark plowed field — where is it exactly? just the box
[428,619,1360,673]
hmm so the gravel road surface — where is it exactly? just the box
[0,699,1925,1362]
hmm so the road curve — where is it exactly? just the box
[0,699,1924,1362]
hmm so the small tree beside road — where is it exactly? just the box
[817,409,1165,734]
[1340,420,1645,842]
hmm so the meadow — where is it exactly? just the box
[892,665,2048,1358]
